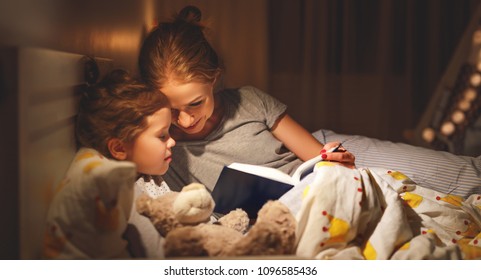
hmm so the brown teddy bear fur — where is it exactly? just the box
[136,183,297,258]
[136,184,250,237]
[163,200,297,258]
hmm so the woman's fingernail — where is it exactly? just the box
[321,153,327,159]
[320,149,326,154]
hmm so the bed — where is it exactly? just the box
[9,46,481,260]
[6,46,114,259]
[280,160,481,259]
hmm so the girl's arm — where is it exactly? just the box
[271,113,355,167]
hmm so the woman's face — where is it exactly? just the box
[160,81,217,139]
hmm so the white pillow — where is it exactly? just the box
[43,147,136,259]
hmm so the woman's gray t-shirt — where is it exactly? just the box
[164,86,303,191]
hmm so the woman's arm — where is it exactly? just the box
[271,113,355,167]
[271,114,323,161]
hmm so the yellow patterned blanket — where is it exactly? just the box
[292,162,481,259]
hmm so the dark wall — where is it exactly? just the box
[0,47,20,259]
[0,0,147,72]
[0,0,148,260]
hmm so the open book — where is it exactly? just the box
[211,153,326,219]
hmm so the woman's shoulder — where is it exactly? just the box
[239,85,267,96]
[220,85,264,93]
[220,85,269,102]
[221,86,285,114]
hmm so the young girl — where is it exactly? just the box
[138,5,355,192]
[76,69,175,196]
[76,69,175,257]
[138,5,480,198]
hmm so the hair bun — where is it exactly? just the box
[178,5,202,23]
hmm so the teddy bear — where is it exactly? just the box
[136,182,297,258]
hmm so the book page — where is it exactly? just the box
[227,163,294,185]
[291,153,325,183]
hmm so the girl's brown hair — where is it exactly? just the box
[75,69,168,158]
[138,5,223,89]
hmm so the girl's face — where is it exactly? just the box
[125,107,176,175]
[160,81,218,140]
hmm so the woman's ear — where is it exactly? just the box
[107,138,128,160]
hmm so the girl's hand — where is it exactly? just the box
[320,142,356,169]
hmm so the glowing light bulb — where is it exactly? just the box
[440,121,455,136]
[473,30,481,45]
[451,110,465,124]
[470,73,481,87]
[422,127,435,143]
[458,99,471,111]
[463,88,477,101]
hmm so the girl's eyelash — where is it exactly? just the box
[190,100,203,106]
[159,132,170,140]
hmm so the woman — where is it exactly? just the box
[139,6,480,198]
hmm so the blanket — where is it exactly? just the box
[285,162,481,260]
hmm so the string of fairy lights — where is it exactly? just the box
[421,27,481,154]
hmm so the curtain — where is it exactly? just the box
[268,0,480,142]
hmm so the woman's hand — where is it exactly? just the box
[320,141,356,169]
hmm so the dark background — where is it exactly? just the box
[1,0,479,259]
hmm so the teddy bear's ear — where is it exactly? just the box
[135,194,153,217]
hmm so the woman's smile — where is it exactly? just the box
[182,117,201,131]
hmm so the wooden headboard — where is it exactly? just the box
[1,47,112,259]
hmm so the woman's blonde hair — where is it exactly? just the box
[75,69,168,158]
[138,5,223,89]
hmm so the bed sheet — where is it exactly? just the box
[281,162,481,260]
[313,129,481,198]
